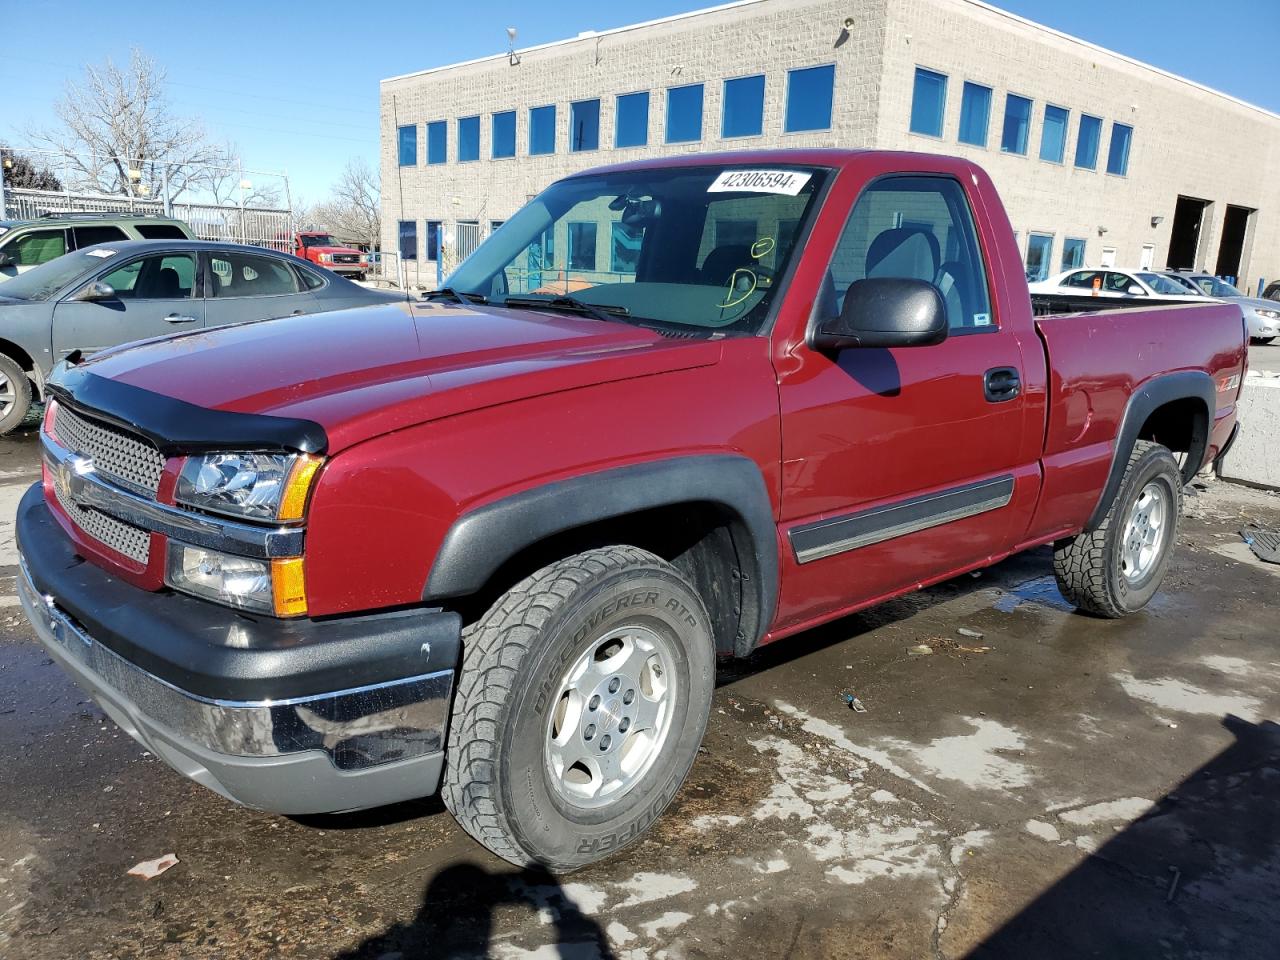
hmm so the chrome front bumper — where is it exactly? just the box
[18,559,455,813]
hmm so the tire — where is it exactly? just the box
[1053,440,1182,618]
[0,354,33,436]
[442,545,715,871]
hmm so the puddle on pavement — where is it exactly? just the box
[992,576,1074,614]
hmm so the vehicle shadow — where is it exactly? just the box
[332,861,618,960]
[966,714,1280,959]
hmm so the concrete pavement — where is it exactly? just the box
[1,426,1278,959]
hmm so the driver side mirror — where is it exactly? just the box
[75,281,116,302]
[1127,284,1145,296]
[812,277,948,351]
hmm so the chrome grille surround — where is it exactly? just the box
[53,404,165,497]
[51,462,151,564]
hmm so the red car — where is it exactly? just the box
[17,149,1246,871]
[292,231,369,280]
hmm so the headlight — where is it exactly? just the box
[176,453,322,522]
[319,253,333,263]
[1258,309,1280,320]
[359,255,368,264]
[166,542,307,617]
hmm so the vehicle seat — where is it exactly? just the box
[866,227,940,283]
[154,267,183,299]
[935,259,966,328]
[699,244,752,285]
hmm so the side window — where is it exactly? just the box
[73,225,128,248]
[101,254,196,299]
[10,229,67,266]
[297,266,326,290]
[208,253,300,298]
[826,176,993,332]
[1062,271,1102,289]
[135,224,189,240]
[1105,272,1141,294]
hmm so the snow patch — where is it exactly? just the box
[892,717,1032,791]
[1058,797,1154,826]
[640,912,693,937]
[1024,820,1061,842]
[614,872,697,909]
[1113,671,1261,720]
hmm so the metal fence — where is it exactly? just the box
[3,188,294,253]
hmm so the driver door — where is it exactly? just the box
[52,252,204,360]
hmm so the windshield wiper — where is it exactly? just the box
[501,295,631,324]
[422,287,487,305]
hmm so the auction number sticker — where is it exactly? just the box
[85,249,116,258]
[708,169,811,196]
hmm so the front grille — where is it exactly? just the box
[54,404,165,497]
[332,254,359,264]
[51,466,151,565]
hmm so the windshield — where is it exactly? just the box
[302,235,337,247]
[0,247,105,301]
[1138,273,1193,296]
[447,164,830,334]
[1190,275,1242,298]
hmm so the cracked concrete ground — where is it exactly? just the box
[1,426,1278,960]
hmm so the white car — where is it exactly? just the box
[1029,268,1208,302]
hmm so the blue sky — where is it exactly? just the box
[2,0,1276,205]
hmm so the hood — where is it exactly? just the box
[77,302,722,452]
[1232,296,1280,312]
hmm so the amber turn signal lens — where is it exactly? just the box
[271,557,308,617]
[278,455,323,521]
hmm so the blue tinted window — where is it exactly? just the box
[611,222,643,273]
[1025,233,1053,281]
[397,125,416,166]
[1107,122,1133,176]
[1061,237,1085,270]
[458,115,480,162]
[426,220,441,261]
[666,84,703,143]
[1040,104,1068,163]
[785,64,835,132]
[1074,115,1101,169]
[398,220,417,261]
[957,82,991,146]
[909,68,947,137]
[492,111,516,159]
[615,92,649,147]
[570,99,600,152]
[529,105,556,155]
[722,74,764,138]
[568,222,597,271]
[426,121,447,165]
[1001,94,1032,154]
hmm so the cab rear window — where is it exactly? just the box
[136,224,189,240]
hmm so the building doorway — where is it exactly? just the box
[1140,244,1155,270]
[1215,204,1254,282]
[1167,195,1210,270]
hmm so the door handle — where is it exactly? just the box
[165,313,198,324]
[983,366,1021,402]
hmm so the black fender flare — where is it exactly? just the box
[423,454,778,652]
[1085,370,1214,531]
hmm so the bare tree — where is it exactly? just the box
[1,146,63,191]
[311,158,380,249]
[204,141,282,208]
[27,48,220,201]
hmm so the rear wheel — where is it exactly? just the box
[1053,440,1182,618]
[0,354,33,436]
[442,546,715,871]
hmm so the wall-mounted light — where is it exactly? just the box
[1151,215,1164,228]
[1097,226,1109,236]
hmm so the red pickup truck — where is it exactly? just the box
[17,150,1246,871]
[292,231,369,280]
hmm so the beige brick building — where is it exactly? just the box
[380,0,1280,293]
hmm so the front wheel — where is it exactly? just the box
[1053,440,1182,618]
[442,546,715,871]
[0,354,33,436]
